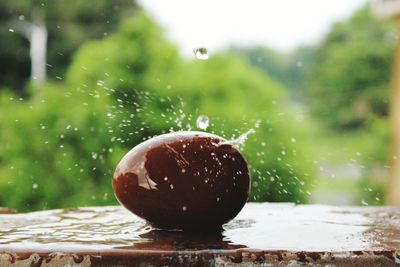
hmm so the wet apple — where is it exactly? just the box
[112,131,250,231]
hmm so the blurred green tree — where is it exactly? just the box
[0,13,313,211]
[308,6,394,130]
[306,6,395,204]
[0,85,116,210]
[230,45,315,99]
[0,0,137,93]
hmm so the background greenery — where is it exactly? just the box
[0,0,137,93]
[0,3,394,211]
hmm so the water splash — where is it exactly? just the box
[196,115,209,130]
[193,47,208,60]
[220,129,256,148]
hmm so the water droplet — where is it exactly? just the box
[291,137,296,143]
[170,184,174,189]
[196,115,209,130]
[193,47,208,60]
[32,183,38,189]
[164,177,168,181]
[182,206,187,211]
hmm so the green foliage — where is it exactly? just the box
[235,6,394,204]
[0,13,313,211]
[230,45,315,99]
[308,6,394,130]
[358,175,385,205]
[0,85,116,210]
[306,6,393,203]
[0,0,138,92]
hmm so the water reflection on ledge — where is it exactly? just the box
[0,203,399,266]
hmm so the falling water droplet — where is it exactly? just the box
[193,47,208,60]
[196,115,209,130]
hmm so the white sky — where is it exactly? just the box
[138,0,367,56]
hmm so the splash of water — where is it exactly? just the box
[220,129,256,148]
[196,115,209,130]
[193,47,208,60]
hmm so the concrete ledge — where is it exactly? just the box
[0,203,399,266]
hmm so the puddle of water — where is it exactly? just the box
[0,203,398,253]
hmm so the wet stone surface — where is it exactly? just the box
[0,203,399,266]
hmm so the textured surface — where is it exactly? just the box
[0,203,399,266]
